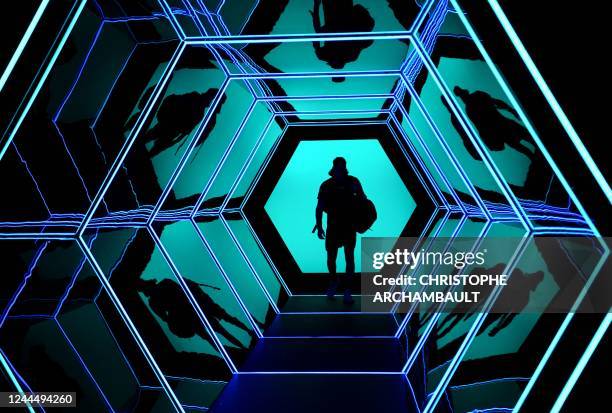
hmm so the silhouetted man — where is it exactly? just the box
[453,86,536,160]
[315,157,365,304]
[311,0,374,70]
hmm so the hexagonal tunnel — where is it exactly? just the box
[244,121,437,295]
[1,0,606,412]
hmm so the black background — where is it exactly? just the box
[0,2,607,410]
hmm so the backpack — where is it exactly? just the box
[353,197,377,233]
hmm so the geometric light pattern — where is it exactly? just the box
[0,1,608,412]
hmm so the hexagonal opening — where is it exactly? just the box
[265,138,415,273]
[245,122,437,294]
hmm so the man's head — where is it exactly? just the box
[329,156,348,177]
[454,86,469,99]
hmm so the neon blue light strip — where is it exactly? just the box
[188,217,271,331]
[392,210,461,332]
[389,208,451,317]
[149,79,237,223]
[0,242,47,328]
[487,0,611,204]
[159,0,187,40]
[262,335,395,339]
[400,219,490,368]
[184,32,413,44]
[53,235,94,317]
[401,75,492,220]
[239,209,293,297]
[275,109,390,116]
[148,227,246,366]
[257,93,394,102]
[551,312,612,412]
[448,0,599,237]
[0,349,35,413]
[219,112,276,211]
[0,0,50,92]
[1,0,87,161]
[78,238,185,412]
[450,377,530,390]
[77,42,186,235]
[273,312,391,316]
[410,0,437,34]
[53,22,105,122]
[216,119,283,312]
[513,242,609,412]
[228,71,399,80]
[290,120,388,126]
[236,371,406,375]
[393,100,466,214]
[423,235,531,412]
[92,43,137,127]
[0,232,74,239]
[238,122,292,295]
[386,117,444,207]
[55,321,114,411]
[182,0,208,36]
[442,2,608,410]
[388,112,455,209]
[410,37,529,229]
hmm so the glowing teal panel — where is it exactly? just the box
[148,65,227,193]
[225,219,283,304]
[157,221,257,350]
[414,57,531,191]
[233,121,283,199]
[264,139,416,273]
[196,220,273,324]
[260,0,409,35]
[204,102,274,203]
[171,80,255,200]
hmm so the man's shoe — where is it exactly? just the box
[326,281,339,300]
[343,290,355,305]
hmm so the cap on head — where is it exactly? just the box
[329,156,348,177]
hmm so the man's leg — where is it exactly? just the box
[343,244,355,304]
[326,244,339,299]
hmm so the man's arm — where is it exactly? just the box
[315,197,325,239]
[315,184,326,239]
[354,178,366,199]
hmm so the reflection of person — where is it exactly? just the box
[482,269,544,336]
[145,90,218,156]
[315,157,365,304]
[452,86,536,160]
[137,277,254,349]
[310,0,374,70]
[436,265,544,338]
